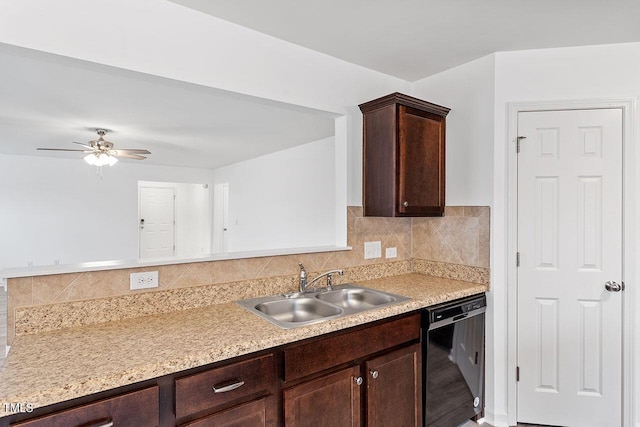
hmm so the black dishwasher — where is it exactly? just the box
[422,294,486,427]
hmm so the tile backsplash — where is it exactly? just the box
[6,206,489,344]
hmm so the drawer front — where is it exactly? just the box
[175,353,275,419]
[11,386,159,427]
[181,397,274,427]
[285,313,420,381]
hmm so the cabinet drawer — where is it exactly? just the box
[284,313,420,381]
[181,397,273,427]
[11,386,158,427]
[175,353,275,419]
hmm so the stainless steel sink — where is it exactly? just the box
[316,287,395,309]
[255,298,343,323]
[237,284,409,329]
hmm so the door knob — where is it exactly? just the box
[403,201,409,208]
[605,281,623,292]
[370,370,379,379]
[354,376,363,386]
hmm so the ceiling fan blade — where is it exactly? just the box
[113,149,151,154]
[37,148,87,152]
[72,141,94,149]
[113,152,147,160]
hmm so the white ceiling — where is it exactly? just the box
[3,1,639,169]
[169,0,640,81]
[0,44,336,169]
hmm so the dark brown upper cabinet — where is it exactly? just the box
[360,92,450,217]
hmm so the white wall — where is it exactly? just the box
[212,137,336,252]
[0,154,213,269]
[0,0,411,206]
[490,43,640,426]
[412,54,495,206]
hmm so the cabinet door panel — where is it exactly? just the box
[284,366,361,427]
[366,344,422,427]
[181,397,273,427]
[398,105,445,216]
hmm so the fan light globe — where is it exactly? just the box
[84,153,118,166]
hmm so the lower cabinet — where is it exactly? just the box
[366,344,422,427]
[283,366,362,426]
[283,313,422,427]
[174,353,277,426]
[10,386,159,427]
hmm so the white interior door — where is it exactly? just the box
[139,186,175,259]
[517,109,623,426]
[212,183,229,253]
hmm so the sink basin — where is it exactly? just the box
[316,288,395,309]
[255,298,343,323]
[237,284,409,329]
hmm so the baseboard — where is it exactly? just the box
[483,409,510,427]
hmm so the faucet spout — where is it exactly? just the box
[303,269,344,292]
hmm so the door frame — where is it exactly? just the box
[506,98,636,427]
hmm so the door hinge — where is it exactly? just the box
[516,252,520,267]
[517,366,520,382]
[517,136,526,153]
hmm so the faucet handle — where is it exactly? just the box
[326,269,343,291]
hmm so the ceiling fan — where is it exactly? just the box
[37,129,151,166]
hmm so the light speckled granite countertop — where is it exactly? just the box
[0,273,487,417]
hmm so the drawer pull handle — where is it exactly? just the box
[212,379,245,393]
[83,419,114,427]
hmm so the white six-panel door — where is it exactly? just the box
[139,186,176,259]
[517,109,623,426]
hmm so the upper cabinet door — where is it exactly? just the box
[360,93,449,217]
[397,105,446,216]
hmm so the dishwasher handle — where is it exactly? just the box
[452,313,468,322]
[427,306,486,330]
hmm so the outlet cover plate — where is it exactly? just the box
[385,247,398,258]
[130,271,159,290]
[364,241,382,259]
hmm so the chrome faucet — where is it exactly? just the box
[298,263,344,293]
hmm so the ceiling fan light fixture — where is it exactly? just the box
[84,152,118,166]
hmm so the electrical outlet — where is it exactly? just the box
[385,247,398,258]
[130,271,159,290]
[364,241,382,259]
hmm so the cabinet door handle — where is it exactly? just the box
[370,370,379,379]
[212,378,245,393]
[403,201,409,208]
[354,376,364,386]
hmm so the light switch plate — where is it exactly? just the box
[385,247,398,258]
[130,271,159,290]
[364,241,382,259]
